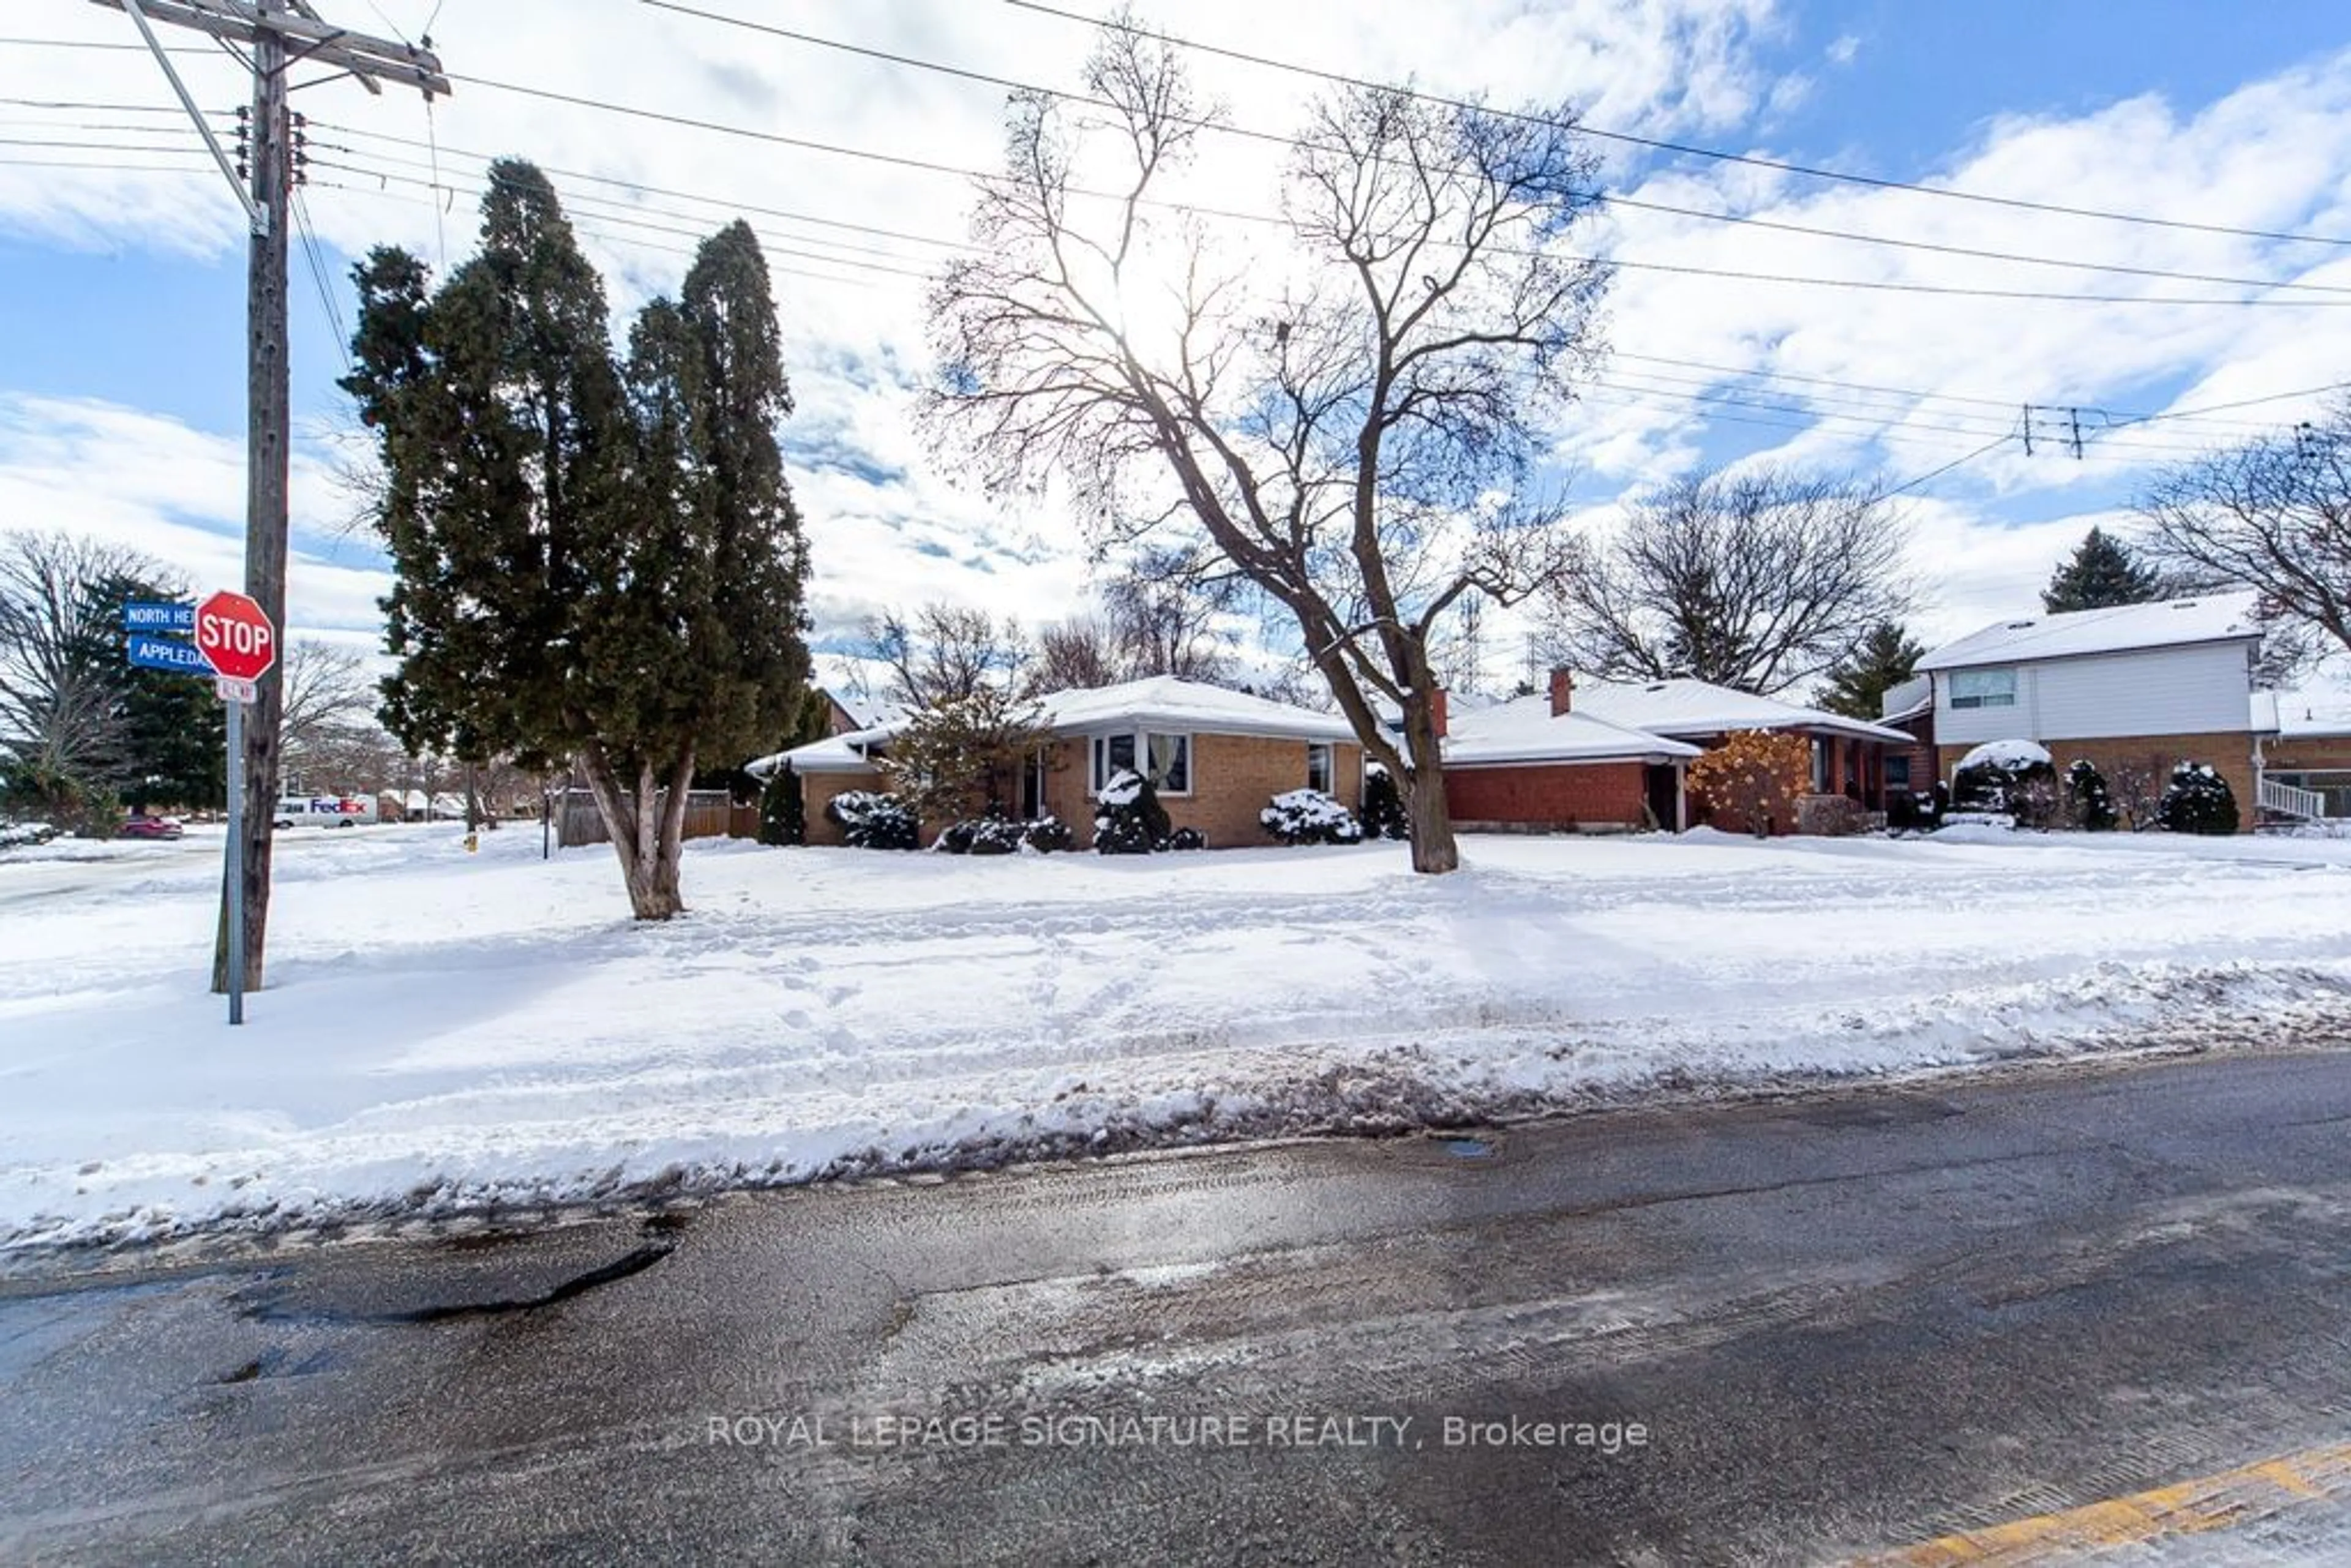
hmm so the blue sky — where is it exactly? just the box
[2,0,2347,683]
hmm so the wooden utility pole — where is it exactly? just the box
[94,0,448,995]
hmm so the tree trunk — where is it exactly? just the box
[1399,691,1459,874]
[577,741,691,920]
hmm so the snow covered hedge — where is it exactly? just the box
[933,814,1074,855]
[1090,770,1205,852]
[1260,789,1363,846]
[1093,768,1173,854]
[825,790,920,850]
[2158,761,2239,836]
[1952,740,2060,828]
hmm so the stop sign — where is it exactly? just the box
[195,590,277,683]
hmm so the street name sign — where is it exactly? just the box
[125,634,212,674]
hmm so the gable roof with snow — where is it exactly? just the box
[1442,696,1704,767]
[749,676,1355,776]
[1917,592,2261,673]
[1569,675,1916,745]
[1030,675,1358,741]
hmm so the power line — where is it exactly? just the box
[290,185,353,376]
[1002,0,2351,251]
[417,69,2351,310]
[1889,433,2016,495]
[647,0,2351,298]
[304,177,888,290]
[311,157,941,279]
[0,135,211,154]
[306,122,977,252]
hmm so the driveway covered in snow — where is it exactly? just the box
[4,822,2350,1248]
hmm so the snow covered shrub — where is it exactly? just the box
[1952,740,2058,825]
[1260,788,1364,846]
[1886,790,1938,833]
[1359,762,1410,841]
[2066,759,2117,831]
[826,789,920,850]
[933,815,1022,855]
[1024,815,1074,853]
[1163,826,1205,851]
[1092,768,1171,855]
[1686,729,1811,836]
[756,762,803,846]
[2158,761,2239,836]
[935,814,1074,855]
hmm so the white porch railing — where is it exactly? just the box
[2259,776,2328,821]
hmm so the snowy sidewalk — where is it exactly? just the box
[6,822,2351,1250]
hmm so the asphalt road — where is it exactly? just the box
[5,1049,2351,1564]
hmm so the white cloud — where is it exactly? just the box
[1826,34,1861,68]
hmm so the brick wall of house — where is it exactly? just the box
[1040,733,1363,849]
[1938,731,2258,831]
[1442,760,1649,830]
[2265,735,2351,772]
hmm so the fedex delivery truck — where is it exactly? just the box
[273,794,378,829]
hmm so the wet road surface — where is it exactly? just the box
[4,1049,2351,1564]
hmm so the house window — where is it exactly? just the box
[1090,732,1136,793]
[1885,755,1912,790]
[1146,732,1190,795]
[1949,668,2017,710]
[1307,742,1334,795]
[1809,737,1829,793]
[1089,730,1192,796]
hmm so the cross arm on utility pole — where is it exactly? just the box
[87,0,452,97]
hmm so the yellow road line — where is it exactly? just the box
[1853,1439,2351,1565]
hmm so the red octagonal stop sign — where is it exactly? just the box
[195,590,277,683]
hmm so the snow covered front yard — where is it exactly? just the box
[6,822,2351,1251]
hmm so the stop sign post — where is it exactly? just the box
[197,590,276,1026]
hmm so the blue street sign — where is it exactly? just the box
[123,601,196,634]
[125,634,213,675]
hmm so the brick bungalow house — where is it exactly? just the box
[1912,593,2267,827]
[759,676,1364,849]
[1439,669,1914,833]
[1440,672,1704,831]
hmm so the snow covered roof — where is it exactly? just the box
[1569,675,1914,744]
[1442,696,1704,767]
[1917,592,2261,672]
[2263,688,2351,738]
[1033,676,1357,741]
[748,677,1355,776]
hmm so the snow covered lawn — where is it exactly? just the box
[6,822,2351,1251]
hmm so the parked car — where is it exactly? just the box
[0,820,59,849]
[119,814,185,841]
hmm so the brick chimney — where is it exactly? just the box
[1429,688,1448,739]
[1548,667,1574,717]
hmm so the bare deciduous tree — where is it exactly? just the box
[1038,546,1244,691]
[2137,405,2351,670]
[1535,465,1911,696]
[926,31,1608,872]
[277,640,377,786]
[0,531,152,790]
[863,603,1037,713]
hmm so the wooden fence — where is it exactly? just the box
[555,788,756,849]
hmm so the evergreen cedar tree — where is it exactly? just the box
[1817,621,1925,722]
[343,160,812,918]
[1685,729,1811,835]
[2042,527,2168,614]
